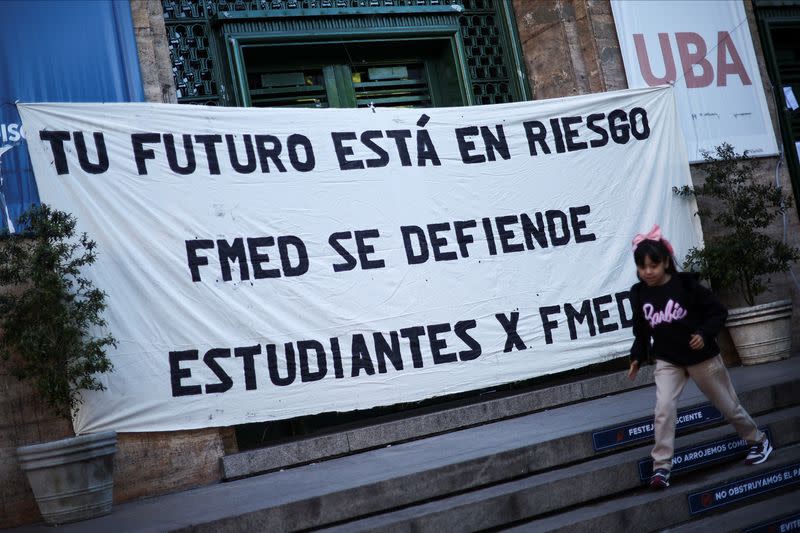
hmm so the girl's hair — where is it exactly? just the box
[633,239,678,274]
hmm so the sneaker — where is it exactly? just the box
[649,468,670,489]
[745,437,773,465]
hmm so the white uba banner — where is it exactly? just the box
[19,86,702,434]
[611,0,778,163]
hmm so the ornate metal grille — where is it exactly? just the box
[166,22,217,104]
[161,0,522,106]
[461,0,511,104]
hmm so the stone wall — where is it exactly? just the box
[130,0,176,103]
[512,0,627,98]
[512,0,800,348]
[114,429,230,502]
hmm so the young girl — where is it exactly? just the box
[626,224,772,489]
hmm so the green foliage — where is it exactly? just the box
[0,204,115,420]
[674,143,800,306]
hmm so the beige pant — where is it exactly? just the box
[652,355,763,471]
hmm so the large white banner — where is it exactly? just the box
[611,0,778,163]
[19,86,702,434]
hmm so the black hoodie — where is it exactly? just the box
[629,272,728,366]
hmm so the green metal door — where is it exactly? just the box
[242,40,464,108]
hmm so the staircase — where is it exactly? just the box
[16,356,800,533]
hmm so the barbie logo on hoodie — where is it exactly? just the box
[643,299,688,328]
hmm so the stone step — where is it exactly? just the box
[663,489,800,533]
[224,352,800,480]
[511,443,800,533]
[223,362,656,479]
[320,405,800,532]
[15,357,800,533]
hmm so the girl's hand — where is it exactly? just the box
[627,360,639,380]
[689,334,705,350]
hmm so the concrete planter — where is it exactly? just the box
[726,299,793,365]
[16,431,117,525]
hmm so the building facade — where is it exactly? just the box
[2,0,799,526]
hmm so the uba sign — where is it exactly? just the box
[634,31,751,89]
[611,0,777,162]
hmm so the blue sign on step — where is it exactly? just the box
[744,511,800,533]
[637,427,771,481]
[688,462,800,515]
[592,403,722,452]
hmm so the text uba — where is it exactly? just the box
[634,31,752,88]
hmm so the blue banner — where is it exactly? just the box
[688,462,800,515]
[0,0,144,231]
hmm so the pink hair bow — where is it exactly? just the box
[632,224,674,254]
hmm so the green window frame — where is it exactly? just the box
[237,38,466,108]
[755,0,800,213]
[220,7,472,108]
